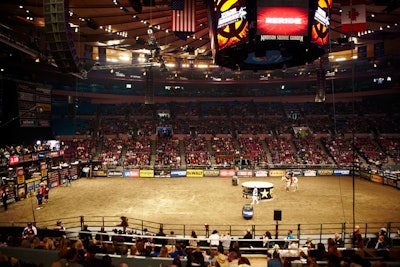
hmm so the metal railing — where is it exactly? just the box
[2,216,399,248]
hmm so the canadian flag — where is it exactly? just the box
[341,0,366,33]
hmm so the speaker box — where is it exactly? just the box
[274,210,282,221]
[145,68,154,105]
[43,0,82,73]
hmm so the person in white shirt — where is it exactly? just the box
[208,230,220,248]
[221,231,231,251]
[251,187,259,205]
[22,222,37,239]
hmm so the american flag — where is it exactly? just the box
[171,0,196,32]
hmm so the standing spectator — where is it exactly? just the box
[208,230,220,248]
[1,187,7,211]
[155,226,168,246]
[168,230,176,246]
[82,165,90,178]
[262,231,274,248]
[334,233,344,248]
[54,220,65,231]
[117,216,129,232]
[35,188,43,210]
[284,230,294,248]
[96,226,110,242]
[189,230,198,248]
[351,225,364,248]
[22,222,37,239]
[41,182,49,204]
[221,231,232,251]
[66,171,73,186]
[242,229,253,248]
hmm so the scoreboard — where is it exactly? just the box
[211,0,331,70]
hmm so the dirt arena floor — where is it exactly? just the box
[1,175,399,229]
[1,175,400,267]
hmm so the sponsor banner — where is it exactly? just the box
[203,170,220,177]
[254,170,269,177]
[303,170,317,177]
[123,169,140,178]
[154,169,171,178]
[171,170,187,177]
[93,170,108,177]
[333,169,350,176]
[187,169,204,177]
[20,118,36,127]
[237,170,253,177]
[219,169,236,177]
[155,173,171,178]
[17,184,26,200]
[288,169,302,176]
[385,177,397,188]
[25,176,41,184]
[9,155,20,165]
[317,169,334,176]
[140,169,154,178]
[23,154,33,163]
[108,170,123,177]
[370,174,383,184]
[269,169,286,177]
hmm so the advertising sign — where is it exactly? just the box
[140,169,154,178]
[123,169,140,178]
[186,169,204,178]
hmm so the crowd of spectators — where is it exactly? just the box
[321,136,359,167]
[123,136,151,167]
[0,222,398,267]
[1,99,400,170]
[184,136,212,166]
[267,136,298,166]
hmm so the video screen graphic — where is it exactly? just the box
[311,0,331,48]
[215,0,249,51]
[257,0,309,37]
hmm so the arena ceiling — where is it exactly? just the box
[0,0,399,76]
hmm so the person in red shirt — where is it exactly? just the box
[40,182,49,204]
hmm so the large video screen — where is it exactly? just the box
[311,0,331,48]
[257,0,309,38]
[215,0,249,51]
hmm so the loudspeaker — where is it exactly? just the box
[43,0,82,73]
[274,210,282,221]
[145,68,154,105]
[315,67,326,103]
